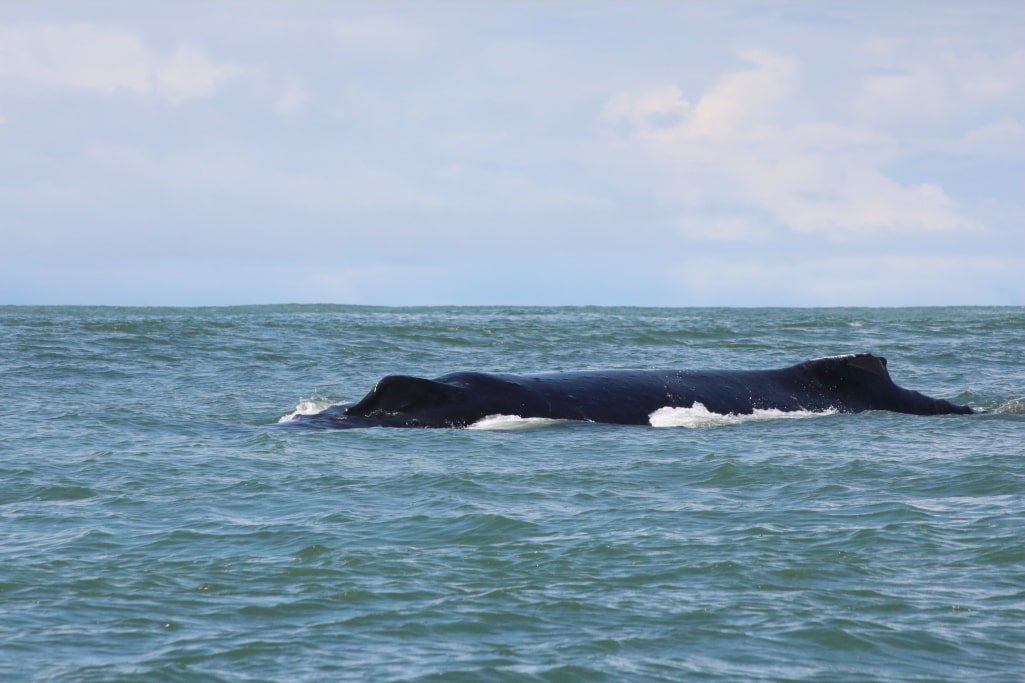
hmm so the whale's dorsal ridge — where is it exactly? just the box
[845,353,889,378]
[800,353,890,379]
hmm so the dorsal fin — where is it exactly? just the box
[345,375,465,416]
[845,353,889,377]
[801,353,891,379]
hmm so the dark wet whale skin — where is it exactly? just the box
[291,353,974,429]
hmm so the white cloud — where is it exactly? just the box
[156,46,241,102]
[0,23,238,101]
[0,24,150,92]
[679,50,796,143]
[603,84,689,130]
[606,50,795,145]
[858,46,1025,125]
[747,160,977,235]
[955,121,1025,158]
[603,49,980,239]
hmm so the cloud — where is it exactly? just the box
[0,23,150,92]
[747,160,978,235]
[955,121,1025,158]
[605,50,796,144]
[155,46,241,102]
[675,50,797,143]
[0,23,238,101]
[858,45,1025,125]
[603,50,980,239]
[603,84,690,131]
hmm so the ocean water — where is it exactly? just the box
[1,305,1023,682]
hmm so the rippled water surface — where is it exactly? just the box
[2,306,1023,681]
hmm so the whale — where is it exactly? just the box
[286,353,973,429]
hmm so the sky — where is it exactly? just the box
[1,1,1023,307]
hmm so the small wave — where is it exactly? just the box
[649,402,837,428]
[467,414,570,430]
[993,397,1025,414]
[278,396,337,423]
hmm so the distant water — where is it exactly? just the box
[2,305,1023,682]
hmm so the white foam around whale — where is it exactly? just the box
[469,406,837,430]
[468,415,571,430]
[278,396,337,423]
[648,402,837,428]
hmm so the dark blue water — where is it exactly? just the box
[2,306,1023,681]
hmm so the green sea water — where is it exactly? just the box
[1,306,1023,681]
